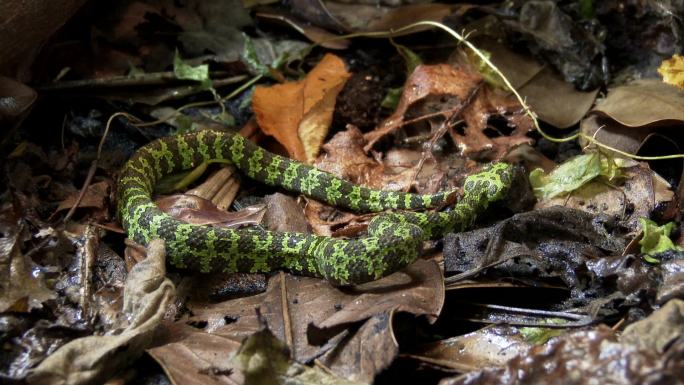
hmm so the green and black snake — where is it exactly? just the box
[118,130,513,285]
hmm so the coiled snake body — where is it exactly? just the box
[118,130,513,285]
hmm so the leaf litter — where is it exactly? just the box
[2,1,684,384]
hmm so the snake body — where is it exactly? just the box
[118,130,513,285]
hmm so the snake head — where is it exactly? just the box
[463,162,514,203]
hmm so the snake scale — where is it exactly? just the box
[118,130,513,285]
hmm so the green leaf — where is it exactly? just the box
[519,318,567,345]
[241,34,270,76]
[127,62,145,77]
[390,39,422,75]
[381,86,403,110]
[638,218,683,262]
[579,0,595,19]
[529,153,601,199]
[174,51,209,84]
[529,152,627,199]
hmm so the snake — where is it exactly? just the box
[118,129,513,285]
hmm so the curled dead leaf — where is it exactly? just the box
[156,194,266,228]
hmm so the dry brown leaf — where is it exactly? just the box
[0,0,88,78]
[149,260,443,384]
[580,80,684,161]
[308,126,451,236]
[588,79,684,127]
[55,181,111,213]
[518,67,598,129]
[262,193,309,234]
[253,53,351,163]
[317,126,417,190]
[255,10,350,50]
[469,38,598,129]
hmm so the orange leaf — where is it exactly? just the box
[252,54,351,163]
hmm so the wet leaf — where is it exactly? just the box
[0,209,56,313]
[0,77,37,123]
[253,53,351,162]
[412,326,530,371]
[27,240,175,385]
[658,54,684,90]
[441,326,684,385]
[639,218,683,262]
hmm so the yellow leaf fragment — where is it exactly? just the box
[658,54,684,89]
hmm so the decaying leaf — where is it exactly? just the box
[253,53,351,163]
[315,126,418,191]
[365,64,534,159]
[444,206,627,291]
[658,54,684,90]
[364,64,481,151]
[0,208,56,313]
[175,0,252,62]
[639,218,683,262]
